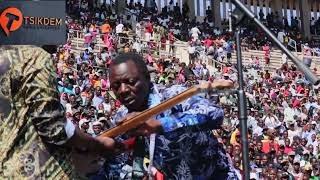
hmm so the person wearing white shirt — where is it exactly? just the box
[284,105,295,126]
[173,28,180,37]
[282,53,288,64]
[65,103,72,113]
[307,133,319,154]
[302,123,315,142]
[135,22,142,39]
[190,26,201,40]
[88,45,94,53]
[116,23,124,34]
[287,123,302,143]
[132,40,142,53]
[248,112,258,129]
[101,50,110,61]
[254,119,264,136]
[214,28,221,35]
[217,46,225,62]
[187,43,196,64]
[305,98,320,110]
[277,31,286,43]
[311,17,315,26]
[230,117,239,130]
[169,1,174,11]
[75,55,82,64]
[103,102,111,114]
[263,111,281,129]
[289,86,297,96]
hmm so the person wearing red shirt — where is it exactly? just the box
[145,20,153,42]
[284,138,293,154]
[160,36,166,50]
[168,31,175,56]
[204,37,213,48]
[262,43,270,66]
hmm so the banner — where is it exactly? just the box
[0,0,66,45]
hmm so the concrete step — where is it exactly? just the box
[68,37,320,76]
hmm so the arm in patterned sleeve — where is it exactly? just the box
[23,47,74,145]
[10,46,121,157]
[158,85,224,133]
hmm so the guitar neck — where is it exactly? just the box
[100,85,202,137]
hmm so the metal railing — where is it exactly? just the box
[67,31,188,60]
[68,28,187,51]
[300,44,320,57]
[118,36,187,60]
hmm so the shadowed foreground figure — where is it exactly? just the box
[104,53,238,179]
[0,46,123,179]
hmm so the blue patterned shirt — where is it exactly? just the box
[105,84,238,179]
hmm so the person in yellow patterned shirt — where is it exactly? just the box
[0,46,124,179]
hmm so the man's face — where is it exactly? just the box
[261,155,268,166]
[269,169,277,179]
[306,142,313,152]
[96,87,102,96]
[258,121,264,127]
[104,95,110,103]
[234,145,241,155]
[85,97,91,105]
[235,135,240,143]
[282,162,289,171]
[301,139,307,146]
[293,163,300,171]
[233,156,241,169]
[62,93,68,100]
[311,158,318,167]
[74,112,80,120]
[110,61,150,111]
[226,145,233,155]
[257,142,262,150]
[312,134,316,141]
[81,122,89,129]
[93,125,102,135]
[70,95,76,104]
[289,123,295,130]
[255,155,261,165]
[279,146,285,153]
[75,87,81,94]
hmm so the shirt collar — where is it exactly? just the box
[147,84,162,108]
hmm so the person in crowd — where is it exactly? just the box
[0,46,126,179]
[105,53,237,179]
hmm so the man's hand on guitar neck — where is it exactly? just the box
[119,112,163,136]
[211,79,234,89]
[202,79,235,97]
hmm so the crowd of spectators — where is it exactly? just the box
[55,0,320,179]
[216,61,320,179]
